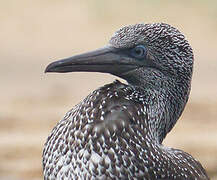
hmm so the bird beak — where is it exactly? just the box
[45,46,138,77]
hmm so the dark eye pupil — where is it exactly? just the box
[135,48,143,55]
[131,45,146,59]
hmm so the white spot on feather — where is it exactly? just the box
[90,152,101,164]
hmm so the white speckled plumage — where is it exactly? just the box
[44,23,209,180]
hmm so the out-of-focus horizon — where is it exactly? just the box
[0,1,217,179]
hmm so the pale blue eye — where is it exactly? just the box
[131,45,147,59]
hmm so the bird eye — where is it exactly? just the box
[131,45,147,59]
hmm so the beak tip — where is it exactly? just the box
[44,66,51,73]
[45,61,57,73]
[45,66,52,73]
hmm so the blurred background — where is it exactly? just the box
[0,0,217,179]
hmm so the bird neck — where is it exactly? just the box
[123,69,191,143]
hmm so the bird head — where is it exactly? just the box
[45,23,193,89]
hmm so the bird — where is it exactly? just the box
[44,23,209,180]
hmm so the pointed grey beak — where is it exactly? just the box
[45,46,138,77]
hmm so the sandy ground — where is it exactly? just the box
[0,1,217,179]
